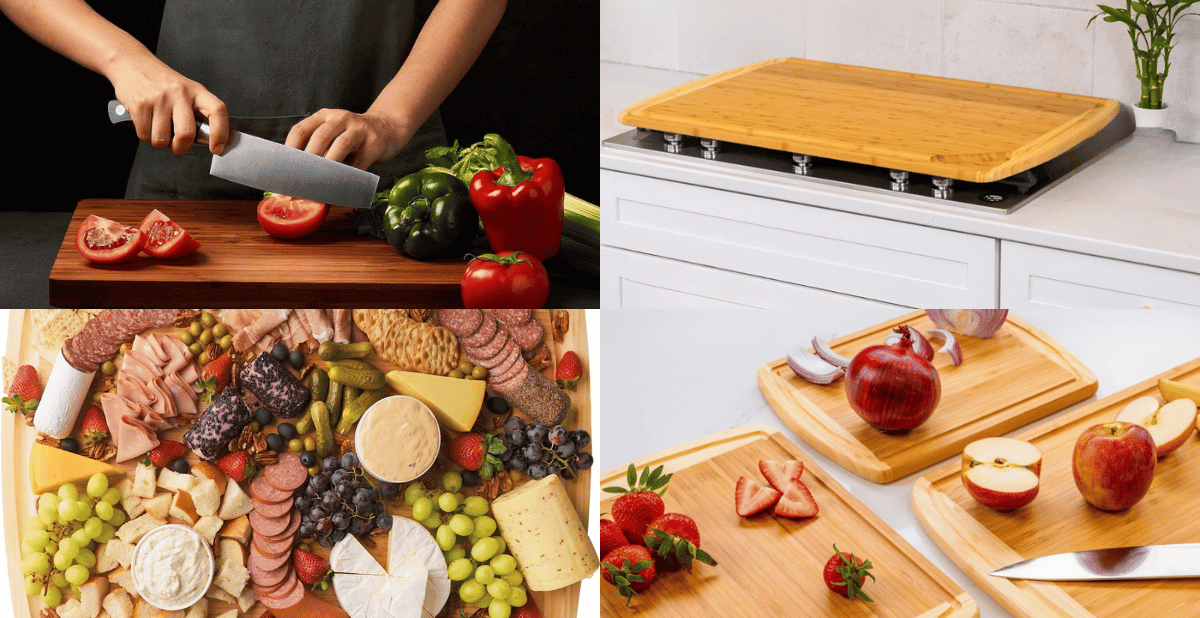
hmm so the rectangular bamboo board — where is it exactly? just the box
[912,356,1200,618]
[3,309,591,618]
[599,425,977,618]
[758,311,1097,483]
[619,58,1119,183]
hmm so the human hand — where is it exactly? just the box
[109,58,229,156]
[285,108,413,170]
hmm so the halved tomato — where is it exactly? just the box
[75,215,147,264]
[139,209,200,259]
[256,194,329,239]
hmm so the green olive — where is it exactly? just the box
[100,361,117,376]
[211,323,228,338]
[457,359,474,374]
[188,342,205,357]
[198,351,210,366]
[91,391,104,404]
[448,369,465,379]
[118,343,130,356]
[471,365,488,380]
[303,437,316,452]
[219,335,233,350]
[200,312,217,328]
[198,330,214,346]
[288,439,304,453]
[463,375,475,381]
[248,421,261,432]
[188,321,204,337]
[179,331,195,345]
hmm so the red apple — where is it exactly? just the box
[961,437,1042,510]
[1072,421,1156,511]
[1114,396,1197,458]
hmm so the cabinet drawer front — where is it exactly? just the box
[1000,242,1200,310]
[602,170,997,307]
[602,246,909,314]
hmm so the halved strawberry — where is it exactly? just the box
[774,480,819,518]
[759,459,804,491]
[734,476,781,517]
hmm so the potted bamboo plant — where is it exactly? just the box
[1088,0,1199,128]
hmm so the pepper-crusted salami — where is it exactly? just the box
[183,387,252,461]
[61,309,179,372]
[501,369,570,425]
[241,352,310,418]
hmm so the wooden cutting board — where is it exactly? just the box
[49,200,466,307]
[2,309,591,618]
[599,425,977,617]
[758,311,1097,483]
[619,58,1119,183]
[912,356,1200,618]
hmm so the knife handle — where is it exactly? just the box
[107,99,211,141]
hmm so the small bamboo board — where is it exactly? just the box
[912,356,1200,618]
[758,311,1097,483]
[619,58,1119,183]
[599,425,977,618]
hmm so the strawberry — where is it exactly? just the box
[4,365,41,417]
[643,512,716,572]
[601,545,656,605]
[758,459,804,491]
[511,601,543,618]
[217,449,257,483]
[447,432,504,479]
[80,406,110,446]
[603,464,671,546]
[144,440,187,468]
[823,545,875,602]
[293,548,331,589]
[599,518,629,558]
[555,351,583,390]
[774,480,819,518]
[201,353,233,394]
[734,476,781,517]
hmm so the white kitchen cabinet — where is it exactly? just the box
[999,241,1200,310]
[602,170,1000,308]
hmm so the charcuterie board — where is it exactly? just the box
[912,356,1200,618]
[3,309,592,618]
[599,425,977,617]
[758,311,1097,483]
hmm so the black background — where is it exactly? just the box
[0,0,600,212]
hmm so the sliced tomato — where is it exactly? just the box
[74,215,147,264]
[256,194,329,239]
[139,209,200,259]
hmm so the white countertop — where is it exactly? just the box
[593,307,1200,618]
[600,61,1200,276]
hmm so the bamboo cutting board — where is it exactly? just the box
[758,311,1097,483]
[2,309,591,618]
[912,356,1200,618]
[619,58,1119,183]
[599,425,977,617]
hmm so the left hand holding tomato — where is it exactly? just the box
[461,251,549,309]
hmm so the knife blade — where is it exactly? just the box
[990,543,1200,581]
[107,100,379,209]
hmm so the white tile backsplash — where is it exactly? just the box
[676,0,806,74]
[805,0,942,75]
[1168,16,1200,143]
[600,0,681,70]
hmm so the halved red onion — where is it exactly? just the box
[924,328,963,366]
[924,309,1008,339]
[812,335,850,369]
[786,346,844,385]
[883,325,933,361]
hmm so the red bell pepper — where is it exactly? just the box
[469,134,564,262]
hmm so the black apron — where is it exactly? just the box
[125,0,446,200]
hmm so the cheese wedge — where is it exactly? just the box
[492,474,598,591]
[387,516,449,618]
[373,565,426,618]
[329,534,385,576]
[384,371,485,433]
[29,443,124,494]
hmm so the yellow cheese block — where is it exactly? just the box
[29,442,124,494]
[384,371,485,433]
[492,474,598,591]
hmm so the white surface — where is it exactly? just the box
[594,307,1200,618]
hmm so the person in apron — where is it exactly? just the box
[1,0,506,199]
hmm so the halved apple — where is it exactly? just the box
[1115,395,1197,457]
[961,437,1042,511]
[1159,378,1200,408]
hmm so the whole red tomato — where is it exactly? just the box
[256,193,329,239]
[461,251,549,308]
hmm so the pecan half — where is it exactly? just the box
[551,309,569,342]
[255,450,279,467]
[85,442,117,462]
[173,309,201,327]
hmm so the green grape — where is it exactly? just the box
[442,471,462,493]
[101,487,122,506]
[24,574,44,597]
[462,496,490,517]
[21,541,38,557]
[44,540,58,557]
[70,528,91,547]
[38,503,59,527]
[488,599,512,618]
[83,517,104,540]
[52,550,72,571]
[447,558,474,581]
[474,565,495,584]
[448,514,474,537]
[57,499,74,521]
[50,570,68,589]
[501,570,523,587]
[444,546,466,564]
[490,554,516,576]
[23,528,50,551]
[58,537,80,560]
[421,513,442,530]
[437,492,459,513]
[95,523,117,543]
[57,483,79,503]
[26,515,47,533]
[411,497,434,522]
[64,565,89,586]
[21,551,50,575]
[486,579,511,601]
[95,501,114,522]
[107,509,126,528]
[435,525,457,551]
[508,586,527,608]
[70,583,81,597]
[493,536,507,555]
[458,579,485,604]
[75,547,96,570]
[476,592,494,610]
[73,500,93,522]
[42,583,63,608]
[473,515,497,538]
[471,537,500,562]
[39,492,60,512]
[86,473,109,498]
[404,483,426,505]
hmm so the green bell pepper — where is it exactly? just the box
[383,170,477,259]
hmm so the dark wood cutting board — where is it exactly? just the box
[50,199,467,307]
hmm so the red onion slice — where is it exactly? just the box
[925,328,963,366]
[884,325,933,362]
[812,335,850,369]
[786,347,845,385]
[924,309,1008,339]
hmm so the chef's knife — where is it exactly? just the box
[107,100,379,209]
[990,543,1200,581]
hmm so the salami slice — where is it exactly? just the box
[506,319,545,351]
[264,453,308,492]
[248,510,293,537]
[487,341,523,376]
[493,309,533,325]
[253,497,295,519]
[491,347,528,385]
[436,309,483,337]
[257,511,301,542]
[250,544,292,571]
[467,329,509,364]
[489,362,529,394]
[252,531,295,558]
[249,555,292,588]
[461,313,498,348]
[260,575,305,609]
[251,475,295,504]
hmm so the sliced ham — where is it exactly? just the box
[299,310,334,342]
[234,309,290,353]
[165,372,199,417]
[329,309,352,343]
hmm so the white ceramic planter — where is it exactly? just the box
[1132,103,1169,129]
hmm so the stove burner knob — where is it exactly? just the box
[792,154,813,175]
[889,170,910,192]
[699,138,720,160]
[932,177,955,199]
[663,133,684,153]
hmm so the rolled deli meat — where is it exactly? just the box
[491,474,597,591]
